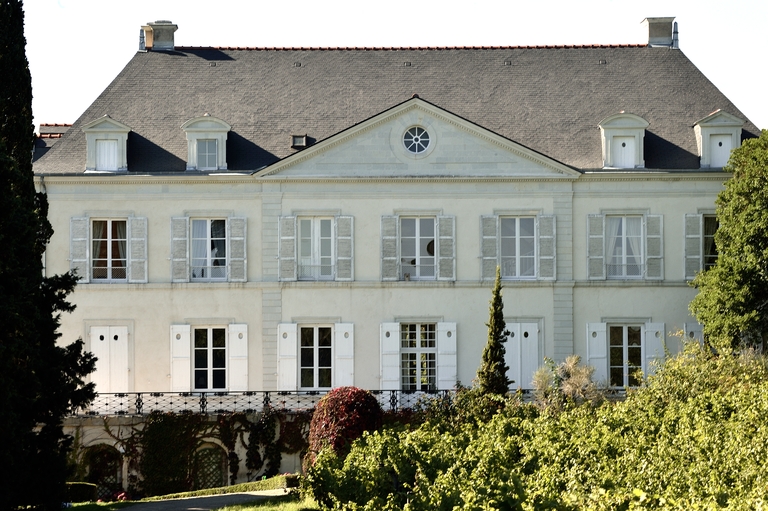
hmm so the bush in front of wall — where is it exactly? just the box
[305,386,383,467]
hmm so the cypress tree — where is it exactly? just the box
[0,1,95,508]
[476,266,512,394]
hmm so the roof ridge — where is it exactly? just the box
[173,44,648,51]
[40,123,72,127]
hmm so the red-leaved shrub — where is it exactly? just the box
[306,387,382,467]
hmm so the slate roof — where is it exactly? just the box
[33,45,760,175]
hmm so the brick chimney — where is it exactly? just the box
[642,17,678,48]
[141,20,177,51]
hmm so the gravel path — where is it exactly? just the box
[123,489,290,511]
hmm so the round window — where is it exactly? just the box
[403,127,430,154]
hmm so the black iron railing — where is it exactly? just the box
[68,389,456,417]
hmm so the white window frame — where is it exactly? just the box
[587,213,663,281]
[196,139,218,171]
[400,323,437,391]
[276,323,354,391]
[91,219,127,282]
[381,214,455,282]
[191,218,228,281]
[693,110,743,169]
[586,322,665,388]
[703,215,719,270]
[500,216,537,279]
[181,116,231,171]
[278,215,354,282]
[684,213,718,279]
[299,325,334,390]
[95,139,119,171]
[82,115,130,172]
[70,216,148,284]
[298,217,335,281]
[608,324,644,387]
[606,215,644,279]
[481,214,555,281]
[193,326,228,391]
[171,215,246,284]
[171,323,247,393]
[380,322,456,391]
[400,217,436,281]
[598,113,649,169]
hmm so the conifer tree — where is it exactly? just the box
[476,266,511,394]
[0,1,95,508]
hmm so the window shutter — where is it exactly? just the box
[684,322,704,346]
[645,215,663,280]
[89,326,111,393]
[684,214,703,280]
[586,323,608,385]
[170,217,189,283]
[334,323,354,387]
[481,215,498,281]
[381,216,399,281]
[228,324,248,391]
[277,323,298,391]
[644,323,665,377]
[278,216,297,282]
[335,216,354,281]
[436,216,456,281]
[170,324,191,392]
[436,322,457,390]
[228,216,247,282]
[504,323,521,390]
[70,217,90,283]
[537,215,556,281]
[587,214,605,280]
[380,322,400,390]
[109,326,129,393]
[128,217,148,283]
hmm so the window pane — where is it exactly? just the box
[195,329,208,348]
[212,349,225,368]
[320,219,331,237]
[610,346,623,365]
[628,326,641,346]
[212,369,226,389]
[300,369,314,388]
[401,238,416,257]
[301,347,314,367]
[520,257,535,277]
[300,328,314,347]
[318,327,332,346]
[501,218,516,237]
[401,218,415,237]
[213,328,226,348]
[195,370,208,389]
[628,346,641,367]
[318,347,332,367]
[501,238,515,257]
[420,218,434,237]
[318,368,332,388]
[519,218,534,237]
[195,350,208,369]
[610,368,624,387]
[609,326,623,346]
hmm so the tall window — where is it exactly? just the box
[400,323,436,391]
[500,217,535,278]
[194,327,226,390]
[400,217,435,280]
[299,218,334,280]
[704,215,719,270]
[300,326,332,389]
[197,139,217,170]
[606,216,643,278]
[609,325,642,387]
[92,220,127,281]
[191,219,227,280]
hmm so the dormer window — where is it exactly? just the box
[598,113,649,169]
[291,135,308,149]
[693,110,743,168]
[82,116,131,172]
[181,116,231,171]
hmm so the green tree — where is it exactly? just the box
[690,130,768,351]
[0,1,95,509]
[476,266,511,394]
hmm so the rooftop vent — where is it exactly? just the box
[291,134,308,149]
[141,20,178,51]
[642,17,678,48]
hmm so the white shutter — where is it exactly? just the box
[684,214,703,280]
[170,217,189,283]
[335,216,354,281]
[227,217,247,282]
[436,322,457,390]
[380,322,400,390]
[96,139,118,171]
[228,324,248,391]
[644,323,665,377]
[684,322,704,346]
[505,323,539,390]
[128,217,148,283]
[381,216,399,281]
[70,217,90,283]
[436,216,456,281]
[278,216,297,281]
[109,326,129,393]
[170,324,191,392]
[645,215,663,280]
[334,323,354,387]
[537,215,556,281]
[587,214,605,280]
[481,215,499,281]
[586,323,608,385]
[277,323,298,390]
[89,326,111,393]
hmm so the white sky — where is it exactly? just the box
[24,0,768,131]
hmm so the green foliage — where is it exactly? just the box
[476,266,512,394]
[0,1,96,509]
[65,482,98,503]
[305,344,768,510]
[691,129,768,351]
[247,408,282,479]
[306,387,383,467]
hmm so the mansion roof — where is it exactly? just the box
[33,45,760,175]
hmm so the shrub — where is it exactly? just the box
[65,482,98,503]
[532,355,605,412]
[305,386,382,467]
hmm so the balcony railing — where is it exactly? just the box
[68,388,627,417]
[298,264,335,281]
[606,262,644,278]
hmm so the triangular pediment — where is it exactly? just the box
[694,110,744,128]
[256,98,579,178]
[81,115,131,133]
